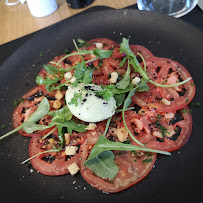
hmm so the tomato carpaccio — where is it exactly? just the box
[132,57,195,112]
[12,86,65,137]
[79,129,157,193]
[10,38,195,193]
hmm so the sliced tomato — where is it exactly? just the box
[79,129,157,193]
[92,75,111,85]
[29,134,81,176]
[133,57,196,112]
[124,106,192,152]
[130,45,154,60]
[38,54,68,79]
[87,38,119,50]
[12,86,65,137]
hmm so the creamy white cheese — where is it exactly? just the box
[65,84,116,122]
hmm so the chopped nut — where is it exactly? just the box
[64,133,70,145]
[95,42,103,49]
[55,91,63,101]
[53,100,61,109]
[85,123,97,130]
[132,76,141,85]
[109,72,118,83]
[64,72,73,80]
[65,146,78,156]
[48,138,55,145]
[68,163,80,175]
[117,127,128,142]
[70,76,76,83]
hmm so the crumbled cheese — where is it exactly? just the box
[95,42,103,49]
[68,163,80,175]
[53,100,61,109]
[86,123,97,130]
[64,133,70,145]
[117,127,128,142]
[55,91,63,101]
[70,76,76,83]
[65,146,78,156]
[64,72,73,80]
[132,76,141,85]
[162,98,171,105]
[109,72,118,83]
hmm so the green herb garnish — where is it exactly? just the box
[0,97,50,140]
[120,38,191,88]
[143,158,152,163]
[193,102,200,107]
[1,124,6,129]
[68,92,83,107]
[14,98,24,107]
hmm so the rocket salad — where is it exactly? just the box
[0,38,195,193]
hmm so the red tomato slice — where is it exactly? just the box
[92,75,111,85]
[87,38,119,50]
[79,129,157,193]
[133,57,196,112]
[124,106,192,152]
[12,86,65,137]
[130,45,154,60]
[38,54,68,79]
[29,134,81,176]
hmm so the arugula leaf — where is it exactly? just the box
[49,106,73,122]
[114,93,126,108]
[121,87,146,146]
[49,120,87,135]
[83,69,93,84]
[136,78,150,92]
[93,48,113,59]
[77,38,91,48]
[116,60,131,90]
[65,120,87,134]
[43,64,66,74]
[26,97,50,123]
[112,83,135,95]
[36,75,62,92]
[73,60,87,80]
[84,150,119,180]
[120,38,191,88]
[119,57,127,68]
[123,87,137,110]
[0,98,50,140]
[84,135,171,163]
[22,122,49,133]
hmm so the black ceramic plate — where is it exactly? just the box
[0,8,202,202]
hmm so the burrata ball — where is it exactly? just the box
[65,84,116,122]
